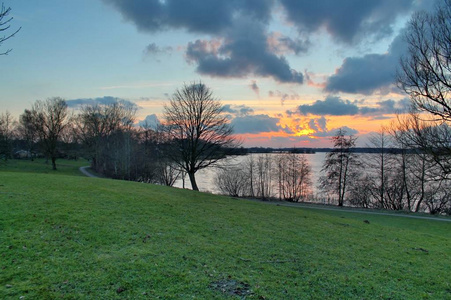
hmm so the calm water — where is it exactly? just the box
[173,152,327,195]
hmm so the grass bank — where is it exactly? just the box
[0,170,450,299]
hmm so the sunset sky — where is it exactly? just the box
[1,0,437,147]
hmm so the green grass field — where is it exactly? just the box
[0,160,450,299]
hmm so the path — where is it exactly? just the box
[252,199,451,222]
[79,166,99,178]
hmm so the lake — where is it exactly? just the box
[173,152,327,195]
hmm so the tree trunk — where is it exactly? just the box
[188,171,199,191]
[51,156,57,170]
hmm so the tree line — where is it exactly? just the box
[0,83,238,190]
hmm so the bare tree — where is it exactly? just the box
[18,109,38,160]
[74,102,136,172]
[319,128,360,206]
[397,0,451,174]
[30,97,69,170]
[163,82,237,191]
[0,111,15,160]
[364,128,397,209]
[398,0,451,122]
[391,113,451,214]
[215,165,248,197]
[0,3,21,55]
[277,152,312,202]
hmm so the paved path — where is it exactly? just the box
[251,199,451,222]
[79,166,99,178]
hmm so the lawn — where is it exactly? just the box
[0,167,450,299]
[0,158,89,177]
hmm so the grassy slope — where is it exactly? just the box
[0,166,450,299]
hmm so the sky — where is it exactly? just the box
[0,0,438,147]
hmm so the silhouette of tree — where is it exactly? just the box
[163,82,237,191]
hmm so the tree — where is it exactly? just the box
[320,128,360,206]
[277,152,312,202]
[74,102,136,173]
[364,128,397,209]
[30,97,69,170]
[215,165,248,197]
[398,0,451,121]
[18,109,38,160]
[0,111,15,160]
[163,82,237,191]
[397,0,451,174]
[0,3,21,55]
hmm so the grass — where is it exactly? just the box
[0,165,450,299]
[0,158,89,177]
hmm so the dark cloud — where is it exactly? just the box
[231,114,289,134]
[296,96,410,116]
[268,90,300,105]
[324,27,409,94]
[359,98,411,115]
[104,0,273,34]
[267,32,309,55]
[185,18,304,83]
[105,0,303,84]
[313,126,359,138]
[249,80,260,96]
[66,96,139,109]
[222,104,254,116]
[279,0,415,44]
[137,114,160,128]
[144,43,173,56]
[308,116,327,132]
[104,0,420,88]
[298,96,359,116]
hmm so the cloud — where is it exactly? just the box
[137,114,160,129]
[105,0,304,84]
[222,104,254,116]
[144,43,173,56]
[268,90,300,105]
[324,28,408,94]
[185,18,304,83]
[297,96,359,116]
[308,116,327,132]
[66,96,139,109]
[359,98,411,115]
[295,96,410,117]
[267,32,309,55]
[279,0,415,44]
[249,80,260,96]
[231,114,290,134]
[104,0,273,35]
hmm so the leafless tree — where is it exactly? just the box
[277,152,312,202]
[29,97,69,170]
[163,82,237,191]
[74,102,136,172]
[397,0,451,174]
[17,109,38,160]
[0,111,15,160]
[319,128,361,206]
[398,0,451,122]
[391,113,451,214]
[364,128,398,209]
[215,165,248,197]
[0,3,21,55]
